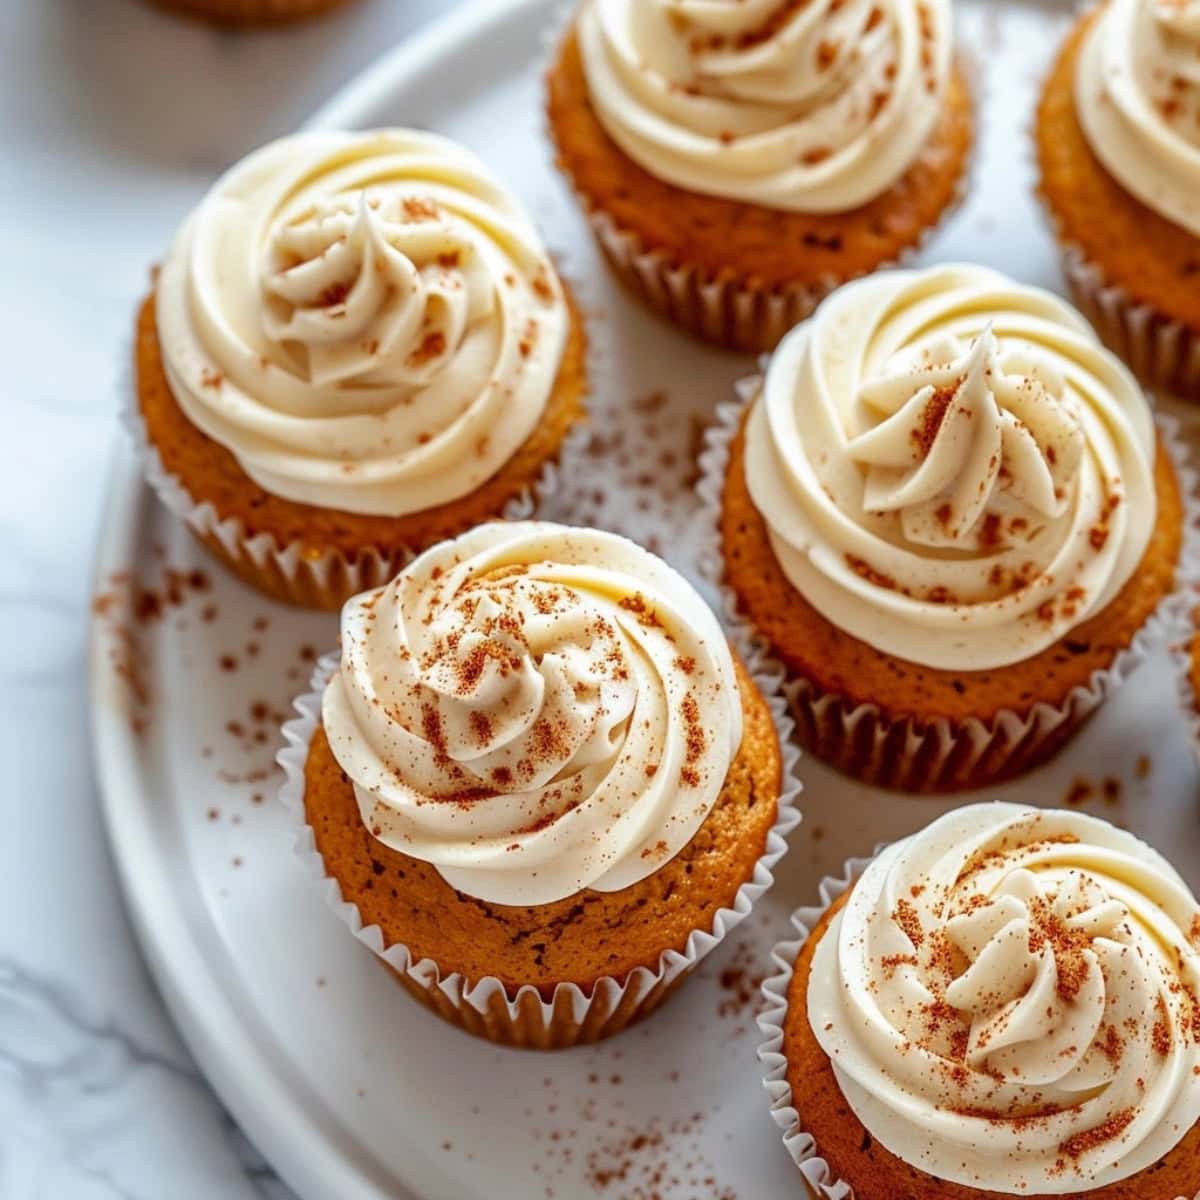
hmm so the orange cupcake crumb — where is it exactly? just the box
[303,656,780,997]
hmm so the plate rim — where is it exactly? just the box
[87,2,560,1197]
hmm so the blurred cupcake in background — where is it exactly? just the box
[546,0,974,353]
[1037,0,1200,399]
[133,129,586,609]
[704,263,1191,792]
[278,522,799,1048]
[145,0,358,26]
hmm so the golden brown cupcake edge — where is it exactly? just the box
[782,889,1200,1200]
[720,409,1183,728]
[303,655,781,996]
[545,23,975,292]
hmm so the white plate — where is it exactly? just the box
[89,2,1200,1198]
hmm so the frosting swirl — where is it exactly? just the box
[743,264,1158,670]
[809,803,1200,1193]
[156,130,569,516]
[576,0,952,212]
[321,522,742,906]
[1076,0,1200,237]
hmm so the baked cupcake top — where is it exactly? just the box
[155,129,569,516]
[808,802,1200,1193]
[1075,0,1200,238]
[742,264,1158,670]
[320,521,743,906]
[575,0,952,212]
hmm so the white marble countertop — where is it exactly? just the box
[1,2,458,1195]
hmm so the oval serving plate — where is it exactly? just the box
[89,2,1200,1197]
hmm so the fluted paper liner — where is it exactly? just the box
[121,337,588,611]
[756,858,1200,1200]
[276,643,802,1049]
[542,13,979,355]
[697,374,1200,792]
[1171,583,1200,770]
[1060,247,1200,403]
[757,856,866,1199]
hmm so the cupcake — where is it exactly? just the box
[145,0,356,26]
[277,521,797,1047]
[759,803,1200,1198]
[546,0,973,353]
[707,263,1186,792]
[1037,0,1200,400]
[134,129,587,609]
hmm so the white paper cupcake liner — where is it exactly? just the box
[757,856,1200,1200]
[1061,247,1200,403]
[276,639,802,1049]
[697,374,1200,792]
[1172,618,1200,773]
[122,316,590,611]
[757,855,867,1199]
[543,14,979,355]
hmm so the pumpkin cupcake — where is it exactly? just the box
[546,0,973,353]
[145,0,356,26]
[1037,0,1200,400]
[277,521,799,1048]
[759,803,1200,1198]
[134,129,586,610]
[704,263,1188,792]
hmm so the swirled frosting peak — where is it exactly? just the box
[847,325,1085,550]
[809,803,1200,1193]
[743,265,1158,670]
[321,522,743,906]
[576,0,953,211]
[1076,0,1200,236]
[156,129,569,516]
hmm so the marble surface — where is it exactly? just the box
[1,2,458,1196]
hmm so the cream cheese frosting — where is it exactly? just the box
[576,0,952,212]
[320,522,743,907]
[808,803,1200,1193]
[155,129,569,517]
[742,264,1158,671]
[1075,0,1200,238]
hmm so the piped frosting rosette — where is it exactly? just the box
[743,263,1157,672]
[320,521,742,906]
[758,804,1200,1195]
[577,0,952,212]
[278,521,802,1046]
[154,129,569,517]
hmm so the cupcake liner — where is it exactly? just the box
[1060,247,1200,403]
[1172,618,1200,772]
[757,854,868,1199]
[276,641,802,1049]
[697,375,1200,793]
[757,858,1200,1200]
[542,12,979,356]
[121,333,590,611]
